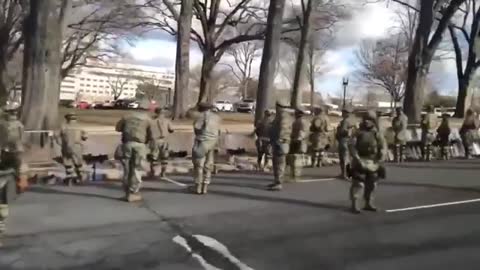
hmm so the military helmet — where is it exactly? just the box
[466,108,474,115]
[426,105,435,112]
[154,107,166,114]
[64,112,77,120]
[363,110,377,121]
[441,113,451,119]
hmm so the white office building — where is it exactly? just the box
[60,61,175,102]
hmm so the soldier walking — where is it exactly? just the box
[336,107,356,180]
[255,110,275,171]
[149,107,174,178]
[310,107,330,167]
[0,108,23,237]
[421,105,439,161]
[437,113,452,160]
[391,107,408,162]
[290,109,309,179]
[191,102,221,195]
[0,109,24,177]
[267,101,294,191]
[460,109,479,158]
[57,113,87,185]
[115,110,153,202]
[349,111,387,214]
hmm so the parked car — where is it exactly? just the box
[128,101,140,109]
[214,100,234,112]
[77,101,90,110]
[89,101,105,109]
[236,99,256,113]
[113,99,134,109]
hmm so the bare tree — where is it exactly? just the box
[448,0,480,117]
[106,74,131,101]
[223,41,261,99]
[388,0,466,123]
[0,0,26,105]
[172,0,192,119]
[255,0,286,124]
[355,37,407,108]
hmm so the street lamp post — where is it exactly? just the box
[342,77,349,109]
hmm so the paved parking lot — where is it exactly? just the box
[1,160,480,269]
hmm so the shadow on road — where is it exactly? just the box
[384,181,480,194]
[28,186,117,201]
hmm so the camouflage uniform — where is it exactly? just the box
[289,109,309,179]
[310,107,330,167]
[57,113,87,185]
[0,110,24,178]
[391,108,408,162]
[349,110,387,214]
[336,107,356,179]
[255,110,275,171]
[149,108,174,178]
[268,101,294,191]
[460,109,479,158]
[0,109,22,237]
[437,114,452,160]
[421,106,439,161]
[192,103,221,195]
[115,111,153,202]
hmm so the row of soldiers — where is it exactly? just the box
[254,102,388,213]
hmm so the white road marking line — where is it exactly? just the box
[162,177,187,187]
[386,198,480,213]
[173,235,254,270]
[297,177,337,183]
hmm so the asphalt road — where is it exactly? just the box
[1,160,480,270]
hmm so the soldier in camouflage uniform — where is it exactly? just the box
[0,109,24,179]
[290,109,309,179]
[149,107,174,178]
[191,102,221,195]
[268,101,294,191]
[310,107,330,167]
[115,111,153,202]
[349,110,387,214]
[57,113,87,185]
[391,107,408,163]
[437,113,452,160]
[336,107,356,180]
[421,105,439,161]
[255,110,275,171]
[460,109,479,158]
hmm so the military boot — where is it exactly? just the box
[201,183,208,194]
[364,181,378,212]
[0,204,8,234]
[127,193,143,202]
[268,183,283,191]
[349,182,363,214]
[189,184,203,195]
[160,165,167,179]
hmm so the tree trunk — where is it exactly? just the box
[21,0,62,130]
[309,67,315,115]
[0,67,9,106]
[173,0,193,119]
[291,0,312,109]
[403,64,427,123]
[254,0,286,124]
[198,50,215,104]
[455,76,471,118]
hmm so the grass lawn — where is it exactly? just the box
[59,107,255,126]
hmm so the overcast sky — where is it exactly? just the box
[126,1,459,98]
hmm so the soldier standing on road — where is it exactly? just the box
[191,102,221,195]
[268,101,294,191]
[310,107,330,167]
[391,107,408,163]
[349,110,387,214]
[459,109,479,158]
[421,105,439,161]
[255,110,275,171]
[437,113,452,160]
[290,109,309,179]
[0,109,24,180]
[149,107,174,179]
[57,113,87,185]
[336,107,356,180]
[115,110,153,202]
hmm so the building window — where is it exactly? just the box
[80,83,85,86]
[80,78,85,81]
[86,90,91,93]
[87,78,91,81]
[92,91,97,93]
[86,84,91,86]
